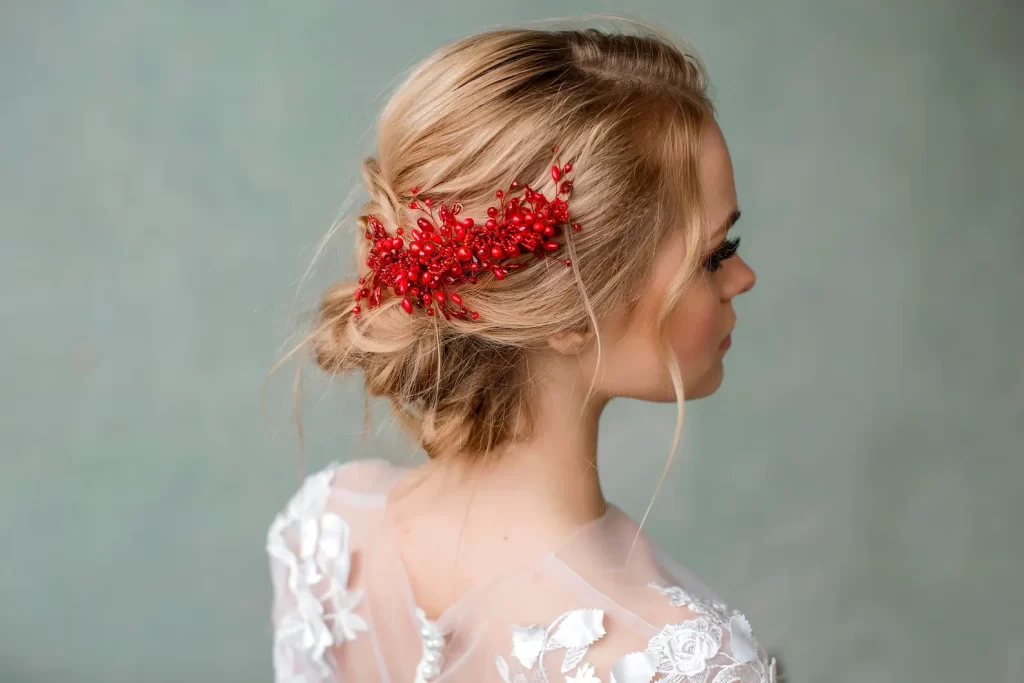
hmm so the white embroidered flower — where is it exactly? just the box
[649,583,730,620]
[324,584,368,643]
[504,610,608,682]
[648,617,723,683]
[566,662,602,683]
[268,464,368,681]
[727,613,758,664]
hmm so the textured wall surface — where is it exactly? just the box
[2,1,1022,681]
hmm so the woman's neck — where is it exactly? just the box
[390,356,608,555]
[418,357,608,527]
[385,357,610,617]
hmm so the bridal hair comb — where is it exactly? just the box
[353,149,581,321]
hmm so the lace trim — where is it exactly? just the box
[267,464,368,683]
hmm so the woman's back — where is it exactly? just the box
[268,460,776,683]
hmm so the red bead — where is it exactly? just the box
[551,165,561,182]
[491,246,505,259]
[417,217,432,232]
[409,201,418,209]
[456,246,472,261]
[401,299,413,314]
[532,221,545,233]
[410,186,421,194]
[572,223,582,232]
[543,225,555,237]
[563,162,573,173]
[424,197,434,208]
[450,292,463,305]
[471,312,479,320]
[487,207,498,218]
[543,241,559,251]
[352,305,361,314]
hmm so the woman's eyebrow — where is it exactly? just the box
[721,208,741,234]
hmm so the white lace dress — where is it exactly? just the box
[267,459,777,683]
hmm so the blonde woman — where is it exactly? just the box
[268,24,772,683]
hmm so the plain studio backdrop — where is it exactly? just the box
[1,1,1022,682]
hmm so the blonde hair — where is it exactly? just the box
[277,23,715,463]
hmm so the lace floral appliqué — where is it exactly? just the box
[608,585,776,683]
[496,608,608,683]
[267,465,367,683]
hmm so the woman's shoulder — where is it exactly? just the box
[265,458,407,564]
[271,458,407,516]
[490,566,778,683]
[503,506,779,683]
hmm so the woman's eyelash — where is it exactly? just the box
[704,237,741,273]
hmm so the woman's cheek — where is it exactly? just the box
[667,289,721,366]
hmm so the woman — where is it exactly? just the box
[268,23,771,683]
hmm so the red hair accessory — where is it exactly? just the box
[353,152,581,321]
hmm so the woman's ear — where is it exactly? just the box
[547,328,593,355]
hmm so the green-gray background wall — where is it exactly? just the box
[2,1,1021,681]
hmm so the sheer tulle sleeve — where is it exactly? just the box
[266,466,367,683]
[484,506,778,683]
[487,577,776,683]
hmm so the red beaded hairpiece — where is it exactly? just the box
[353,149,581,321]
